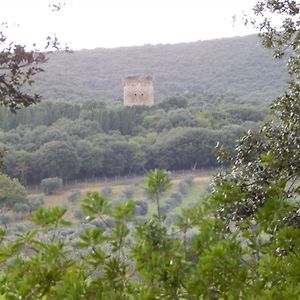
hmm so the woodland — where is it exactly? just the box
[1,0,300,299]
[32,34,288,103]
[0,92,266,185]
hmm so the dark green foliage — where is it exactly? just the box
[148,127,222,170]
[34,141,80,180]
[40,177,63,195]
[0,91,267,184]
[32,35,287,103]
[0,173,28,209]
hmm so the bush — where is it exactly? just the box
[0,174,28,209]
[91,216,115,229]
[134,200,148,216]
[74,208,84,219]
[40,177,63,195]
[166,214,179,226]
[123,186,134,199]
[101,186,112,196]
[27,194,44,211]
[170,192,183,204]
[102,216,115,228]
[0,215,13,227]
[184,176,194,186]
[178,181,189,195]
[13,213,26,222]
[162,193,183,215]
[12,203,30,214]
[159,202,173,216]
[68,189,81,202]
[134,216,146,225]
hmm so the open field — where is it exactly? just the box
[34,170,213,221]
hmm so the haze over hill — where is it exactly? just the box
[34,34,288,104]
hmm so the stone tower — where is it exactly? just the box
[123,76,154,107]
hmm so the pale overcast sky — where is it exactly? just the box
[1,0,258,50]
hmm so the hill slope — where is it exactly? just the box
[34,34,288,103]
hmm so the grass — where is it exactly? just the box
[28,170,213,222]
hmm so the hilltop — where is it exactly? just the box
[34,34,288,103]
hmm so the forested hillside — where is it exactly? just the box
[34,34,287,103]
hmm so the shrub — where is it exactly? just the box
[12,203,30,214]
[135,216,146,224]
[101,186,112,196]
[102,216,115,228]
[28,194,44,205]
[74,207,84,219]
[91,216,115,229]
[159,202,173,216]
[13,213,26,222]
[40,177,63,195]
[68,189,81,202]
[27,194,44,211]
[184,176,194,186]
[166,214,178,226]
[0,215,13,227]
[0,174,28,209]
[178,181,189,195]
[134,200,148,216]
[123,186,134,199]
[170,192,183,204]
[162,194,183,215]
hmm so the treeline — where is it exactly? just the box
[0,92,267,185]
[32,34,287,104]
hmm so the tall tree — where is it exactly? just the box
[214,0,300,221]
[146,168,171,219]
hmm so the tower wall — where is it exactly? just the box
[123,76,154,106]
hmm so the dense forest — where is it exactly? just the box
[32,34,288,103]
[0,92,266,185]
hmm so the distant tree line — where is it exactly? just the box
[0,92,267,185]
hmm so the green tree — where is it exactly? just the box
[2,150,32,184]
[0,173,27,209]
[40,177,63,195]
[146,168,172,219]
[0,19,65,111]
[34,141,80,181]
[74,140,103,178]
